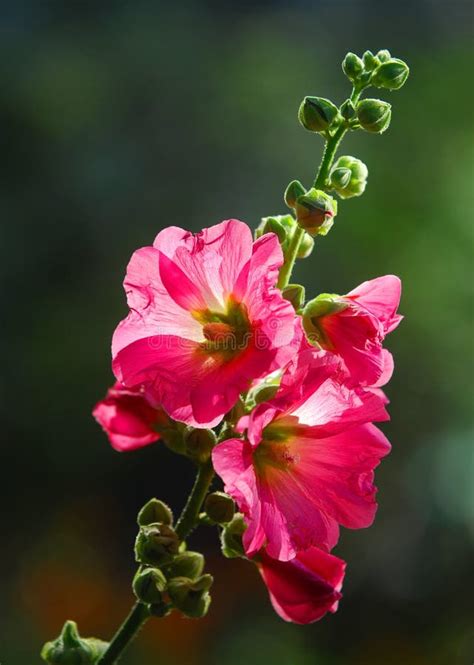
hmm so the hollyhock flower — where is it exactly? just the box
[112,220,298,428]
[302,275,402,385]
[212,350,391,560]
[93,382,167,452]
[256,546,346,624]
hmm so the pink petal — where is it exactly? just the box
[347,275,402,334]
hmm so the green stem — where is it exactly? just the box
[277,225,305,289]
[175,458,215,540]
[96,602,149,665]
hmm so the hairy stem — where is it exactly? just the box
[175,458,215,540]
[277,225,305,290]
[96,602,149,665]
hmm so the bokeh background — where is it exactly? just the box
[1,1,473,663]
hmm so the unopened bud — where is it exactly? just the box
[133,567,167,604]
[137,498,173,527]
[376,49,391,63]
[340,99,356,121]
[342,52,364,81]
[284,180,306,208]
[168,575,213,618]
[41,621,108,664]
[164,551,205,580]
[296,232,315,258]
[220,512,247,558]
[255,216,287,244]
[329,155,368,199]
[135,523,180,566]
[371,58,409,90]
[295,189,337,237]
[282,284,305,311]
[362,50,379,71]
[298,96,339,132]
[204,492,235,524]
[184,428,216,463]
[356,99,391,134]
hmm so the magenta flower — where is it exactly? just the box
[93,382,165,452]
[112,220,298,428]
[257,546,346,624]
[212,350,391,560]
[303,275,402,385]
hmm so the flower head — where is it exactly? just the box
[303,275,402,385]
[257,546,346,624]
[93,382,165,452]
[212,350,391,560]
[112,220,299,427]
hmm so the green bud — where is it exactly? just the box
[220,512,247,558]
[184,428,216,463]
[295,188,337,237]
[298,96,339,132]
[133,567,167,604]
[284,180,306,208]
[204,491,235,524]
[255,216,287,244]
[340,99,356,121]
[252,382,279,405]
[41,621,108,665]
[371,58,409,90]
[356,99,392,134]
[362,50,379,71]
[296,232,315,258]
[376,49,391,63]
[282,284,305,311]
[135,523,180,566]
[137,498,173,527]
[342,52,364,81]
[302,293,348,345]
[163,551,205,580]
[329,155,368,199]
[149,600,172,618]
[168,575,213,618]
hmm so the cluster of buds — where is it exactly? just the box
[133,498,214,619]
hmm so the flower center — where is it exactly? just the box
[193,298,251,359]
[254,419,300,473]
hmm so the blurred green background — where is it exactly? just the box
[1,1,473,663]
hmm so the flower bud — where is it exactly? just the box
[302,294,348,345]
[204,491,235,524]
[296,233,314,258]
[356,99,391,134]
[298,96,339,132]
[340,99,356,121]
[135,523,180,566]
[41,621,108,664]
[164,551,205,580]
[282,284,305,311]
[362,50,379,71]
[184,428,216,463]
[284,180,306,208]
[371,58,409,90]
[329,155,368,199]
[376,49,391,63]
[342,52,364,81]
[168,575,213,618]
[133,567,167,604]
[149,600,172,618]
[220,512,247,558]
[295,189,337,237]
[255,216,287,244]
[137,498,174,527]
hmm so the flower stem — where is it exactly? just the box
[277,225,305,290]
[96,602,149,665]
[175,458,215,540]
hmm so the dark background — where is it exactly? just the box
[1,1,473,663]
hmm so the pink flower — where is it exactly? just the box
[93,382,166,452]
[212,350,391,560]
[303,275,402,385]
[257,546,346,624]
[112,220,298,428]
